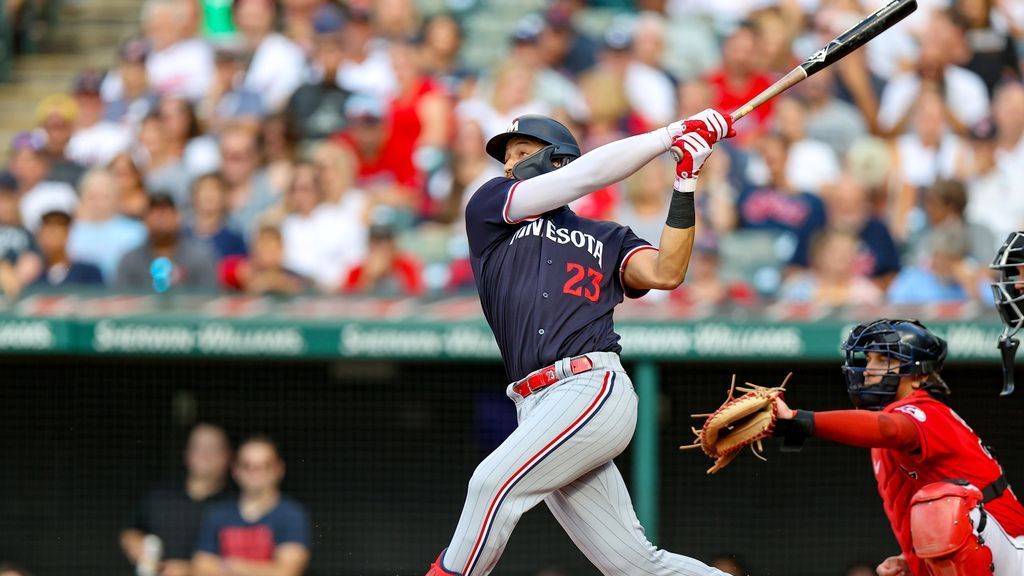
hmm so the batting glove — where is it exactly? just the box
[671,128,715,192]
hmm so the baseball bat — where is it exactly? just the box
[731,0,918,122]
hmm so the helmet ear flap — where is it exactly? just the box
[511,145,571,180]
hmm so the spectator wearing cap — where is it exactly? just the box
[965,116,1024,250]
[67,168,147,280]
[219,123,278,236]
[198,43,265,135]
[877,10,989,137]
[30,210,103,287]
[8,132,79,233]
[139,0,215,101]
[35,94,86,187]
[220,225,308,294]
[537,2,598,78]
[115,194,218,290]
[705,21,776,143]
[887,221,987,304]
[233,0,306,113]
[333,93,420,213]
[597,19,676,129]
[103,38,160,127]
[341,215,424,296]
[335,5,397,100]
[65,70,133,168]
[138,111,192,208]
[186,173,247,261]
[284,6,352,143]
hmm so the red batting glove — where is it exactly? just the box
[685,108,736,142]
[671,128,715,192]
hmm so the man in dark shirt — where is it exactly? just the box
[31,210,103,286]
[284,6,350,143]
[121,423,233,576]
[193,436,310,576]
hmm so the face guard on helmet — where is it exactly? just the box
[990,231,1024,395]
[841,319,948,410]
[485,115,581,180]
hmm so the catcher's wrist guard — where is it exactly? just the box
[774,410,814,452]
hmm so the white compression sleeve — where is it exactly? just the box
[505,128,675,221]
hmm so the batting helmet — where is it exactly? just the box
[485,115,581,180]
[842,319,948,410]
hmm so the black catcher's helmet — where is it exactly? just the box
[485,115,581,180]
[841,319,948,410]
[990,231,1024,395]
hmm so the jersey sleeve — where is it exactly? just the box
[464,177,526,256]
[890,401,955,464]
[616,227,657,300]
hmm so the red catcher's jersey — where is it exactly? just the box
[872,390,1024,575]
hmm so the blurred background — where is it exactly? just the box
[0,0,1021,574]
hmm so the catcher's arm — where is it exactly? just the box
[774,398,920,452]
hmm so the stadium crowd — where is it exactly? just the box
[0,0,1021,305]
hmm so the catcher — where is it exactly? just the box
[772,319,1024,576]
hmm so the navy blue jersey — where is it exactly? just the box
[466,177,654,381]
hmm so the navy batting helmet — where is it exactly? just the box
[842,319,948,410]
[485,115,581,180]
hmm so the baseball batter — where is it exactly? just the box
[423,110,735,576]
[774,319,1024,576]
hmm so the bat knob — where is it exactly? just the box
[670,145,683,163]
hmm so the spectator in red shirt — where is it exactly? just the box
[220,225,307,295]
[341,218,423,296]
[705,21,775,144]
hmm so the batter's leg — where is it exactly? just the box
[441,370,637,576]
[545,461,728,576]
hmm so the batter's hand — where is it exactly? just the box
[877,555,910,576]
[671,128,715,187]
[686,109,735,142]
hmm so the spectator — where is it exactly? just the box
[888,221,984,303]
[706,22,775,142]
[219,124,278,235]
[773,96,841,194]
[597,21,676,129]
[221,225,308,295]
[284,6,351,144]
[139,111,192,207]
[993,81,1024,166]
[35,94,86,186]
[280,162,360,290]
[68,168,147,280]
[161,95,219,181]
[877,10,989,136]
[437,117,501,231]
[335,5,396,100]
[104,38,160,127]
[115,193,219,291]
[108,152,152,220]
[233,0,306,113]
[140,0,214,101]
[799,67,868,158]
[9,132,79,233]
[186,173,247,261]
[537,3,598,78]
[918,179,995,266]
[196,43,265,138]
[505,15,588,125]
[736,133,827,268]
[822,175,901,285]
[965,118,1024,250]
[30,210,104,287]
[959,0,1022,95]
[373,0,419,41]
[193,435,311,576]
[66,70,133,167]
[779,229,884,306]
[341,217,424,296]
[417,14,475,98]
[121,423,234,576]
[0,176,41,300]
[670,238,756,306]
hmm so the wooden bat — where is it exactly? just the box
[732,0,918,122]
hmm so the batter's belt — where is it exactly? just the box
[508,351,623,400]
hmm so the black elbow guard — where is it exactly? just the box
[773,410,815,453]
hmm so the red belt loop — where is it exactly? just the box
[513,355,594,398]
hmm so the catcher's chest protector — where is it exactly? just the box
[910,482,994,575]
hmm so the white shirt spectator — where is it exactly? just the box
[20,182,78,232]
[967,160,1024,252]
[895,132,961,189]
[281,196,368,289]
[147,38,215,101]
[878,67,990,133]
[624,62,676,126]
[67,122,133,167]
[336,45,397,102]
[786,139,841,193]
[244,33,307,113]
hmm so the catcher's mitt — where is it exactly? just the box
[680,373,791,474]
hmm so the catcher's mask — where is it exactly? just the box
[842,319,948,410]
[990,231,1024,395]
[485,114,581,180]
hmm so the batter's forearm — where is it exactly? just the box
[507,130,674,221]
[652,224,696,288]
